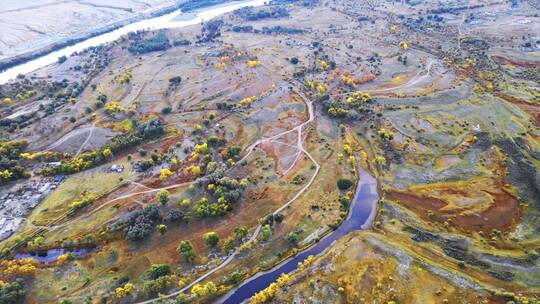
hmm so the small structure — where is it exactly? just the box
[110,164,124,173]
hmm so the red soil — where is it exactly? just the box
[492,55,539,68]
[389,182,521,233]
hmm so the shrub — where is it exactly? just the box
[127,30,170,54]
[167,209,188,223]
[230,271,241,285]
[337,178,353,190]
[286,231,300,246]
[168,76,182,85]
[234,226,249,241]
[0,279,26,303]
[0,141,31,185]
[203,232,219,247]
[177,241,197,263]
[143,275,174,296]
[157,189,170,204]
[146,264,171,280]
[261,225,272,241]
[120,205,162,242]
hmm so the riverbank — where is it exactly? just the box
[0,0,249,73]
[0,0,266,84]
[0,1,179,72]
[218,160,379,303]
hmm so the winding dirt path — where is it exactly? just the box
[136,89,319,304]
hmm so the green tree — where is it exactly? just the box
[337,178,353,190]
[286,231,300,246]
[157,224,168,235]
[234,226,249,241]
[0,279,26,304]
[261,225,272,241]
[177,241,197,263]
[230,271,241,285]
[175,293,189,304]
[146,264,171,280]
[157,189,170,205]
[180,198,190,209]
[203,232,219,247]
[143,275,174,296]
[222,238,235,252]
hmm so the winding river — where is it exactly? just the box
[218,162,379,303]
[0,0,266,84]
[2,2,381,301]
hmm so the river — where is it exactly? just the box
[0,0,267,84]
[15,247,94,263]
[218,162,379,303]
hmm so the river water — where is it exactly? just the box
[15,247,93,263]
[2,2,380,300]
[0,0,267,84]
[219,163,379,303]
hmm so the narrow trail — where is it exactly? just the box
[44,123,94,153]
[37,180,195,232]
[36,86,315,231]
[335,59,437,98]
[32,83,316,304]
[75,122,97,156]
[136,89,319,304]
[457,14,465,52]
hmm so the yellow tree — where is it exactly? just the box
[160,168,174,181]
[116,282,134,298]
[102,148,112,158]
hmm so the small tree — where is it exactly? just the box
[230,271,241,285]
[175,293,189,304]
[180,198,190,209]
[191,281,217,298]
[157,189,170,205]
[261,225,272,241]
[157,224,168,235]
[177,241,197,263]
[147,264,171,279]
[234,226,249,241]
[160,168,174,181]
[116,282,134,299]
[274,213,284,223]
[102,148,112,158]
[286,231,299,246]
[222,238,235,252]
[337,178,353,190]
[203,232,219,247]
